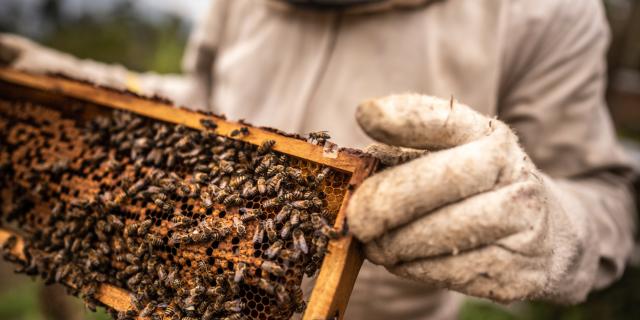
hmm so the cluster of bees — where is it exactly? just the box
[0,100,349,320]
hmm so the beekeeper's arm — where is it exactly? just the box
[347,0,636,303]
[0,0,228,110]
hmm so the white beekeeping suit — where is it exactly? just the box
[0,0,636,319]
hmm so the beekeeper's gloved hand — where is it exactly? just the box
[347,94,599,303]
[0,33,142,91]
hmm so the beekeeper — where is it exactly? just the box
[1,0,637,319]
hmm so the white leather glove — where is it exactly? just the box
[347,94,598,303]
[0,33,143,91]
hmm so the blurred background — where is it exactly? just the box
[0,0,639,319]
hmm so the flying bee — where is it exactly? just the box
[261,261,285,277]
[234,262,246,283]
[200,118,218,130]
[257,139,276,155]
[308,130,331,144]
[275,205,292,224]
[265,240,284,259]
[232,216,246,237]
[293,229,308,254]
[264,219,277,241]
[291,200,312,209]
[252,222,265,244]
[256,177,267,195]
[258,278,275,295]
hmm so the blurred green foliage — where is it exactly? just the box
[0,0,189,74]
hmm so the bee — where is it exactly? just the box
[261,261,285,277]
[126,178,148,196]
[264,219,277,241]
[290,209,301,226]
[239,208,257,222]
[127,273,143,287]
[308,130,330,144]
[257,139,276,155]
[124,223,139,237]
[313,235,329,258]
[275,205,292,224]
[194,172,209,184]
[164,301,179,318]
[219,160,234,174]
[145,234,163,248]
[258,278,276,295]
[291,200,312,210]
[232,216,246,237]
[233,262,247,283]
[293,229,308,254]
[171,214,194,228]
[230,126,250,137]
[223,194,243,207]
[266,165,285,177]
[200,192,214,208]
[224,299,245,312]
[200,118,218,130]
[252,222,265,244]
[275,284,290,305]
[107,215,124,230]
[137,219,153,236]
[265,240,284,259]
[311,215,341,238]
[266,173,284,193]
[140,301,156,317]
[240,181,257,199]
[315,167,331,183]
[292,285,306,313]
[285,167,303,180]
[261,197,280,209]
[280,221,292,239]
[223,313,245,320]
[229,174,249,189]
[279,248,301,263]
[256,177,267,195]
[255,157,272,175]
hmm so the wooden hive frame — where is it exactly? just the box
[0,68,377,320]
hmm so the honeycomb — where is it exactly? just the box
[0,98,352,320]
